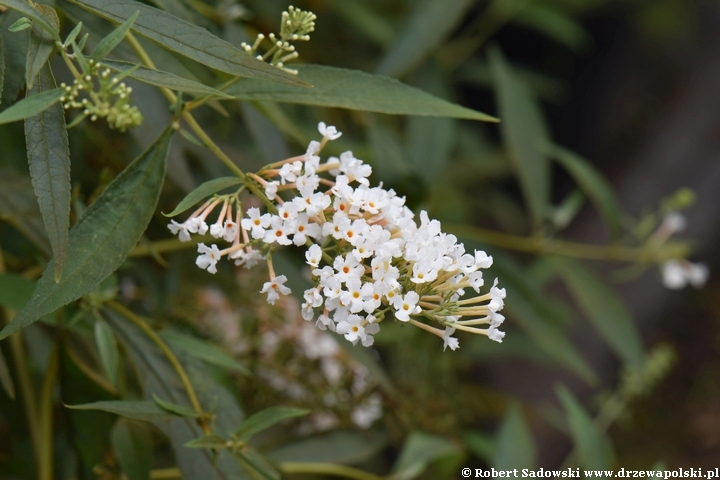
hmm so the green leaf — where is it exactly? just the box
[63,21,84,48]
[464,432,494,463]
[152,394,199,418]
[375,0,475,78]
[24,64,71,281]
[102,60,233,98]
[111,419,153,480]
[235,407,309,441]
[555,384,613,470]
[94,316,119,386]
[159,330,250,375]
[163,176,243,217]
[66,400,178,421]
[330,0,394,47]
[0,87,64,125]
[391,431,459,480]
[548,144,622,235]
[512,4,590,52]
[105,306,246,479]
[0,346,15,399]
[0,0,61,41]
[234,448,280,480]
[1,10,29,104]
[552,257,644,369]
[25,4,59,89]
[8,17,32,32]
[406,65,456,184]
[68,0,309,87]
[0,128,173,341]
[185,434,228,449]
[268,429,388,465]
[91,10,138,61]
[492,403,536,469]
[489,46,551,228]
[226,64,498,122]
[0,274,36,310]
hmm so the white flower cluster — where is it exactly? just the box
[168,123,507,350]
[656,212,709,290]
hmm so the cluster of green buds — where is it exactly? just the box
[60,59,143,132]
[240,6,316,74]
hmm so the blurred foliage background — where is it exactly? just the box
[1,0,719,478]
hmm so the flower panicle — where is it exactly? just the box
[167,122,507,351]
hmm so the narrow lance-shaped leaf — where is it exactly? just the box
[102,60,233,98]
[152,394,199,418]
[0,127,173,341]
[24,64,71,282]
[1,10,29,105]
[0,87,64,125]
[25,4,59,89]
[0,0,61,41]
[94,315,119,386]
[66,400,178,422]
[227,64,498,122]
[164,176,243,217]
[185,434,228,449]
[111,419,153,480]
[553,257,644,369]
[375,0,475,78]
[555,384,613,470]
[548,143,622,235]
[159,330,250,375]
[489,46,551,228]
[235,407,309,441]
[91,10,139,61]
[492,403,536,469]
[391,431,460,480]
[68,0,309,87]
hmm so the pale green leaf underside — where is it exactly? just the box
[489,47,551,228]
[391,431,459,480]
[102,60,232,98]
[556,385,613,470]
[68,0,309,87]
[24,65,71,281]
[163,176,243,217]
[226,65,498,122]
[0,128,173,341]
[0,0,61,41]
[553,257,644,368]
[0,88,64,125]
[24,4,59,90]
[493,404,536,469]
[66,400,178,421]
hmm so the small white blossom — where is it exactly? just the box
[261,275,292,305]
[661,260,709,289]
[196,243,221,274]
[318,121,342,141]
[443,327,460,351]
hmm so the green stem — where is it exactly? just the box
[446,224,657,263]
[38,343,59,480]
[124,31,246,179]
[128,237,198,257]
[279,462,386,480]
[106,301,210,434]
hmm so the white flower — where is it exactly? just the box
[488,278,506,312]
[488,326,505,343]
[263,217,293,245]
[443,327,459,351]
[233,249,264,269]
[261,275,291,305]
[661,212,686,234]
[196,243,221,274]
[293,213,321,245]
[305,244,323,268]
[168,220,191,242]
[393,291,421,322]
[474,250,493,269]
[241,208,271,239]
[264,180,279,200]
[336,314,366,345]
[318,122,342,141]
[661,260,709,289]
